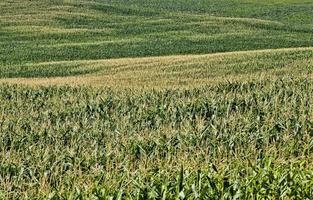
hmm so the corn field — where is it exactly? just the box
[0,78,312,199]
[1,0,313,199]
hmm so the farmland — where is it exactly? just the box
[0,0,313,199]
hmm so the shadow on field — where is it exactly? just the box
[0,62,100,78]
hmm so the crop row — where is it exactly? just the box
[0,78,312,198]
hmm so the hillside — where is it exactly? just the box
[1,47,313,88]
[0,0,313,199]
[1,0,313,68]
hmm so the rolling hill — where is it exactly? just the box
[0,0,313,199]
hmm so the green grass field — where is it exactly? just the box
[0,0,313,199]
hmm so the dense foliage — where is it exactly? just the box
[1,0,313,199]
[0,78,312,199]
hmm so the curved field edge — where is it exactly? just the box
[0,78,312,198]
[1,0,313,198]
[1,0,313,66]
[1,47,313,88]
